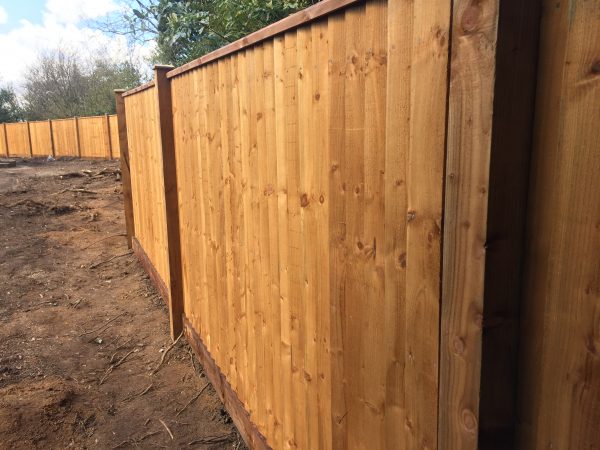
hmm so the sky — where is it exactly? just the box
[0,0,153,90]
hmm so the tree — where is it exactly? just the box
[0,85,23,123]
[21,49,143,120]
[95,0,320,66]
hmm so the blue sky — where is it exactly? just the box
[0,1,46,32]
[0,0,153,89]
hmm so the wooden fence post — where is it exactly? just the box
[26,121,33,158]
[114,90,135,250]
[48,119,56,158]
[2,123,8,157]
[153,65,184,340]
[74,117,82,157]
[104,113,113,160]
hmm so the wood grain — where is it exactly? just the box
[439,0,500,447]
[517,0,600,448]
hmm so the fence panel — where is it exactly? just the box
[168,1,451,448]
[78,116,109,158]
[123,85,171,298]
[51,118,79,157]
[29,121,53,156]
[5,122,30,157]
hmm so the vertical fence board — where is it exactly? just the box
[439,0,500,448]
[517,0,600,448]
[109,115,120,159]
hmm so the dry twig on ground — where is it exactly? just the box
[99,348,137,385]
[89,250,132,269]
[81,233,126,250]
[188,433,237,446]
[152,332,183,375]
[176,383,210,417]
[159,419,174,440]
[79,312,126,337]
[111,430,161,449]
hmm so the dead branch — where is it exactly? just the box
[112,430,161,449]
[109,338,133,363]
[93,168,121,177]
[188,433,237,446]
[159,419,174,440]
[79,312,126,337]
[89,250,133,269]
[175,383,210,417]
[122,383,154,402]
[152,332,184,375]
[81,233,126,250]
[99,348,137,385]
[52,188,99,196]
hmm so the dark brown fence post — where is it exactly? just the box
[153,65,184,340]
[26,121,33,157]
[104,113,113,160]
[48,119,56,158]
[74,117,81,157]
[2,123,8,157]
[114,90,135,250]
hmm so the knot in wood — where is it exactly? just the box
[461,4,481,34]
[300,193,309,207]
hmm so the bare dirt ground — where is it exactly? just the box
[0,158,245,450]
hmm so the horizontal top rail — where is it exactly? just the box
[78,114,114,120]
[0,114,118,127]
[122,80,156,98]
[166,0,363,79]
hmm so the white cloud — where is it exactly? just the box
[0,0,153,90]
[0,6,8,25]
[44,0,119,25]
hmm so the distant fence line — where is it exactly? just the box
[0,114,120,160]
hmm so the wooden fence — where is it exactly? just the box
[0,114,120,159]
[114,0,599,449]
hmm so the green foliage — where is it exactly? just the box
[124,0,319,66]
[82,60,142,116]
[21,50,143,120]
[0,86,23,123]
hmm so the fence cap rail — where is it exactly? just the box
[122,80,156,98]
[166,0,362,79]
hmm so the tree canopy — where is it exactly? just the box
[0,86,23,123]
[21,50,142,120]
[97,0,320,66]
